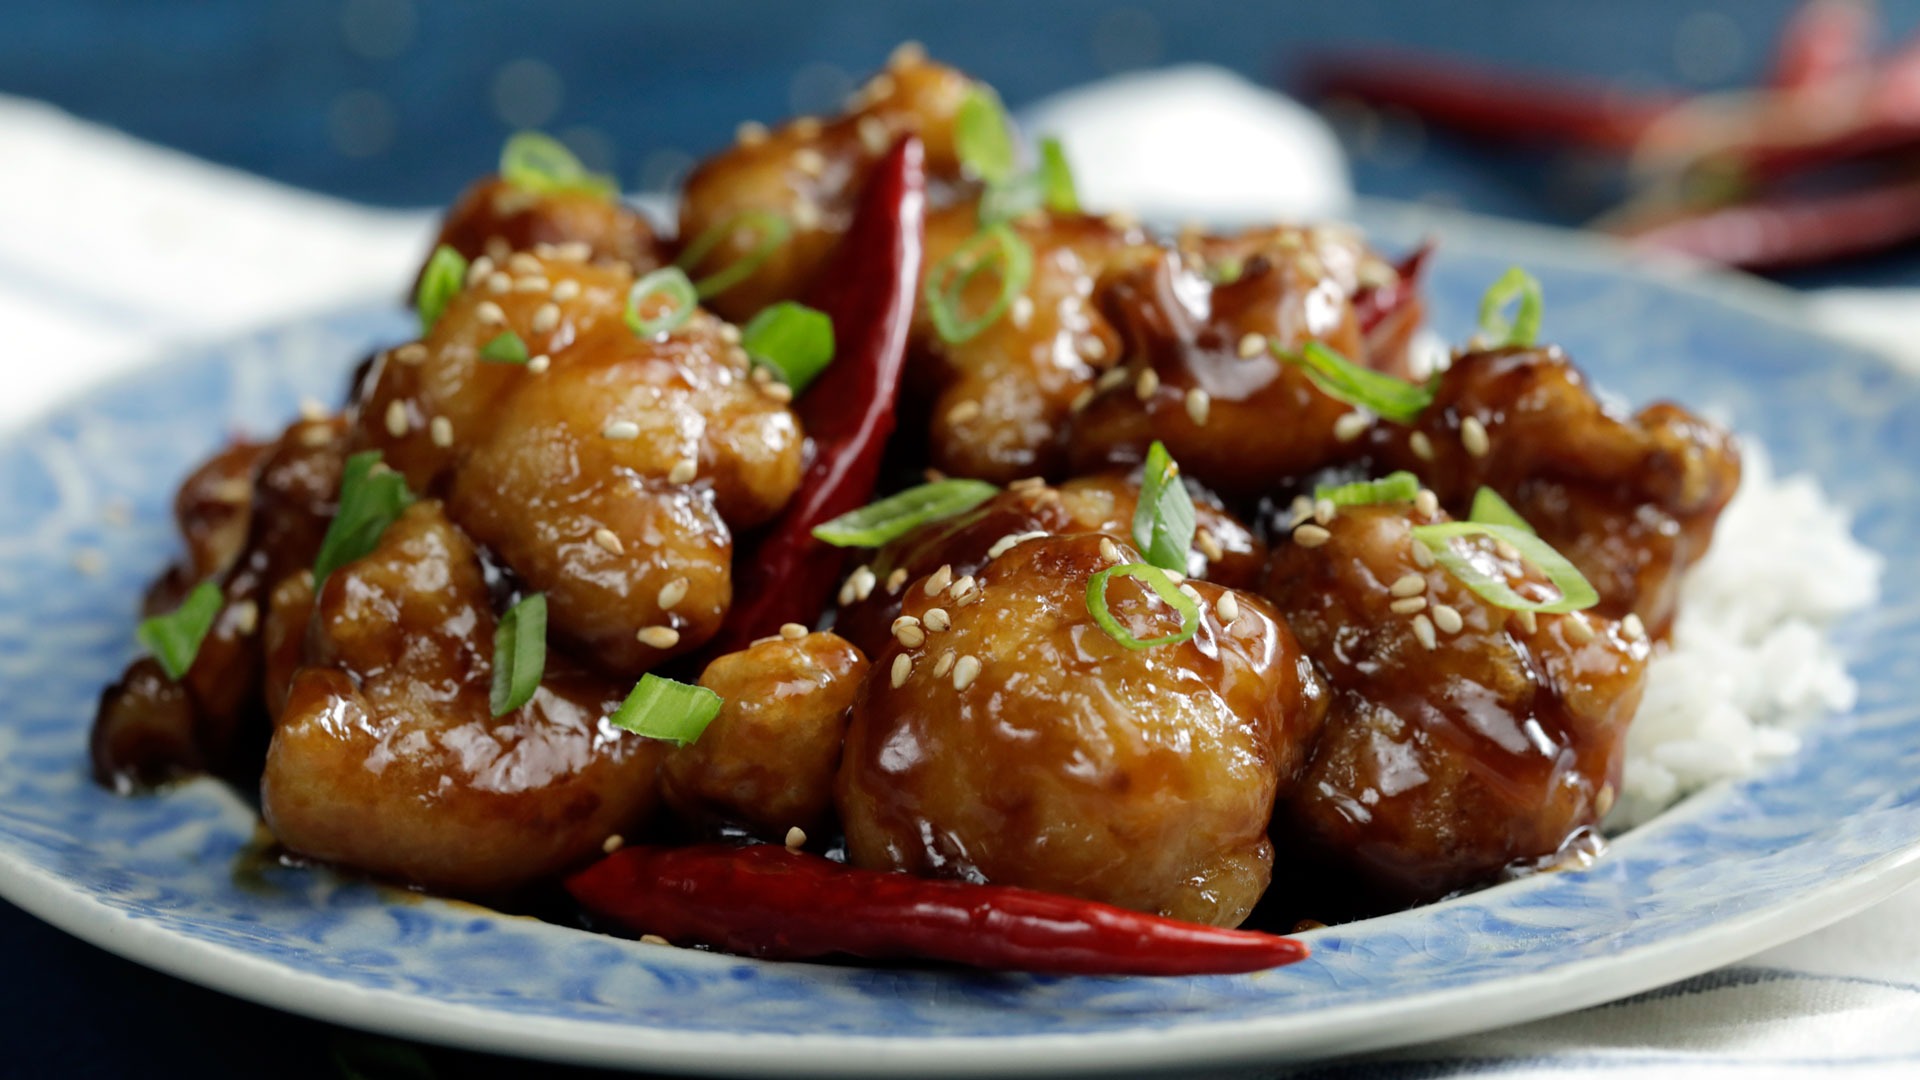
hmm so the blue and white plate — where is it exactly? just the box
[1,204,1917,1075]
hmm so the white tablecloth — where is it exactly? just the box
[9,71,1920,1079]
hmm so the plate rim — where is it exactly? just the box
[2,197,1915,1075]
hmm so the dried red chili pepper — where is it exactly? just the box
[1354,243,1431,377]
[707,136,927,654]
[1621,176,1920,269]
[567,843,1309,976]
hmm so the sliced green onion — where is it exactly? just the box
[1037,137,1079,213]
[499,131,616,199]
[1315,470,1420,508]
[1132,441,1195,573]
[1469,486,1535,533]
[955,85,1016,184]
[741,301,834,392]
[675,210,792,298]
[137,581,223,681]
[1205,257,1245,286]
[924,224,1034,344]
[626,267,698,338]
[415,244,468,333]
[479,330,529,364]
[1280,341,1433,424]
[489,593,547,717]
[609,673,724,747]
[1086,563,1201,650]
[1409,521,1598,614]
[312,451,416,586]
[811,479,999,548]
[1477,266,1544,348]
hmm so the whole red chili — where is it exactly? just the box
[567,844,1309,977]
[707,136,927,653]
[1353,243,1431,377]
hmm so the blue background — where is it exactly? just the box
[3,1,1917,1076]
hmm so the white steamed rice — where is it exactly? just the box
[1607,442,1883,828]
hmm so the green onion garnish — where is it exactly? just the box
[1469,486,1534,533]
[1205,257,1245,286]
[626,267,698,338]
[136,581,224,681]
[955,85,1016,185]
[609,673,724,747]
[1132,441,1195,574]
[499,131,616,199]
[976,137,1081,224]
[1279,341,1433,424]
[479,330,530,364]
[1477,267,1544,348]
[1038,137,1079,213]
[1409,522,1598,614]
[1086,563,1201,650]
[415,244,468,334]
[741,301,834,392]
[675,210,793,299]
[489,593,547,717]
[812,479,999,548]
[924,224,1034,344]
[312,451,416,587]
[1315,470,1421,508]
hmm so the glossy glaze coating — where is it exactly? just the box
[832,471,1265,659]
[1372,346,1742,637]
[262,501,664,896]
[1261,502,1649,909]
[427,176,663,278]
[837,534,1327,927]
[661,631,869,838]
[678,53,975,322]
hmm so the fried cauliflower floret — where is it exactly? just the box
[262,501,664,896]
[837,534,1327,927]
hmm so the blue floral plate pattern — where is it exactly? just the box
[0,204,1917,1075]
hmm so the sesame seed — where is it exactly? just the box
[1389,596,1428,614]
[657,577,689,610]
[1389,574,1427,597]
[557,241,592,262]
[737,120,769,146]
[394,343,428,365]
[602,834,625,854]
[892,616,925,648]
[1515,609,1539,634]
[1215,592,1240,624]
[552,279,581,302]
[1411,540,1435,569]
[794,148,826,176]
[669,458,698,484]
[466,255,494,286]
[1313,498,1336,526]
[1179,583,1203,604]
[1103,211,1140,231]
[792,116,823,139]
[889,39,926,67]
[848,565,876,601]
[1595,783,1616,817]
[1081,335,1108,362]
[429,416,454,447]
[593,528,624,555]
[890,652,913,688]
[487,272,512,294]
[639,934,670,946]
[932,651,956,678]
[476,300,507,326]
[508,253,542,275]
[1415,489,1440,518]
[1287,495,1313,529]
[1411,614,1437,650]
[1293,524,1331,548]
[792,201,822,230]
[1334,411,1370,442]
[763,382,795,403]
[952,655,981,691]
[1184,388,1211,426]
[1431,603,1464,634]
[785,826,807,850]
[857,114,891,155]
[1098,537,1121,563]
[515,275,551,294]
[837,577,857,606]
[298,425,332,449]
[1237,332,1268,359]
[1461,416,1491,458]
[986,532,1038,559]
[922,607,951,632]
[925,564,953,596]
[384,400,409,437]
[1565,614,1596,644]
[1069,387,1095,414]
[532,303,560,334]
[1622,613,1648,642]
[947,400,982,425]
[1161,568,1186,583]
[779,622,808,641]
[603,420,640,440]
[1134,368,1159,401]
[1495,539,1522,562]
[1196,529,1223,562]
[527,355,551,373]
[533,243,558,259]
[886,567,909,594]
[1009,476,1046,494]
[947,574,976,600]
[299,397,327,421]
[224,599,257,635]
[637,625,681,649]
[1409,431,1435,462]
[1010,295,1034,329]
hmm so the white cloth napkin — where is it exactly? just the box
[7,69,1920,1078]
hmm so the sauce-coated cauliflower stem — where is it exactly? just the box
[837,534,1328,927]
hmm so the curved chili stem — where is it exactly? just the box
[705,135,927,654]
[567,844,1309,976]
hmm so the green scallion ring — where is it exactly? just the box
[1086,562,1201,650]
[675,210,793,299]
[924,224,1034,345]
[626,267,698,338]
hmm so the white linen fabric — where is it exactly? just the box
[6,68,1918,1078]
